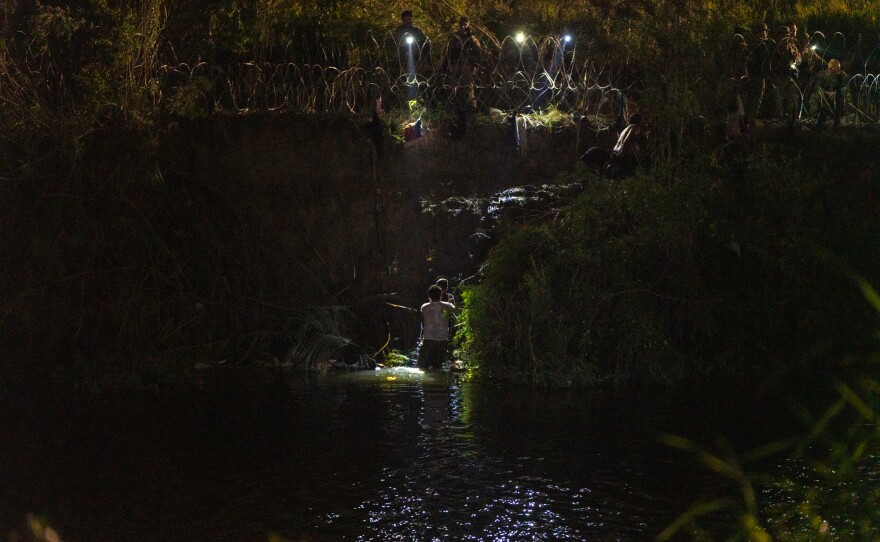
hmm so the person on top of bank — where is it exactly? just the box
[394,10,429,51]
[443,16,482,114]
[813,58,847,130]
[418,284,456,370]
[394,10,430,103]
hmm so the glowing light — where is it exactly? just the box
[811,44,818,50]
[405,35,415,45]
[563,35,572,43]
[516,32,526,43]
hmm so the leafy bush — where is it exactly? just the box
[458,136,880,387]
[382,349,411,367]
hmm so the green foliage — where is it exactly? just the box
[168,75,215,118]
[459,137,880,387]
[2,0,877,142]
[3,0,880,393]
[658,431,785,541]
[382,349,411,367]
[662,283,880,540]
[522,105,574,129]
[795,2,880,35]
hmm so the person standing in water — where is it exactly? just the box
[419,285,456,370]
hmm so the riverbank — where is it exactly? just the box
[3,108,880,395]
[1,111,592,394]
[458,128,880,387]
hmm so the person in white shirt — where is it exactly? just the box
[418,285,456,370]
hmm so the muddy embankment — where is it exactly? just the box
[167,113,600,356]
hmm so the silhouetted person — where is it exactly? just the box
[769,25,801,128]
[725,33,750,141]
[444,16,482,114]
[394,10,428,50]
[394,10,430,102]
[744,22,771,130]
[580,114,646,179]
[366,97,386,158]
[814,59,847,129]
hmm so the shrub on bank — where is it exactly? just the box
[458,135,880,387]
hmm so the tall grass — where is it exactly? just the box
[284,306,354,370]
[660,281,880,540]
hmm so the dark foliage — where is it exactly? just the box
[459,135,880,387]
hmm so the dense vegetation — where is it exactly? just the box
[3,0,880,391]
[4,2,880,540]
[457,137,880,387]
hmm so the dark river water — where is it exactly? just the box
[1,368,802,541]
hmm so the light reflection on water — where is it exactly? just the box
[2,367,788,541]
[299,368,688,540]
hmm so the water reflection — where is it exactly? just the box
[312,368,679,540]
[2,368,772,541]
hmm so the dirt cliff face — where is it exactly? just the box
[167,113,589,355]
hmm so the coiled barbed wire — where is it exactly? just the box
[181,31,880,125]
[5,27,880,126]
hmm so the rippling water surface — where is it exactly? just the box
[1,368,791,540]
